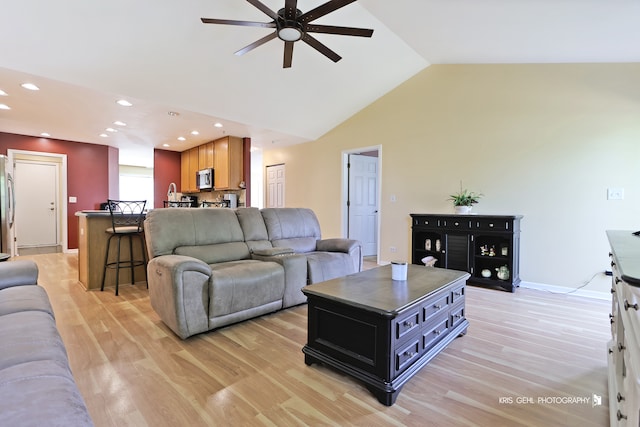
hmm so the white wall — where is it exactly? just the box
[263,63,640,295]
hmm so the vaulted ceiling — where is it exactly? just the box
[1,0,638,166]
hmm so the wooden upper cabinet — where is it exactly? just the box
[199,142,214,169]
[214,136,243,190]
[180,147,199,193]
[180,136,243,193]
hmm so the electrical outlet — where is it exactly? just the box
[607,188,624,200]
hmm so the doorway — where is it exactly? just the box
[266,164,285,208]
[342,146,381,261]
[8,150,68,255]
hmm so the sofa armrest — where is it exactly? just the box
[147,255,212,339]
[316,238,360,254]
[251,252,308,307]
[316,238,363,273]
[0,260,39,290]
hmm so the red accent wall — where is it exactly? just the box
[153,149,181,209]
[0,132,111,249]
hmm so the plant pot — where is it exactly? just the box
[454,206,472,214]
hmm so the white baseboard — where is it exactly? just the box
[520,281,610,301]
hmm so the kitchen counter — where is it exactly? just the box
[76,210,147,291]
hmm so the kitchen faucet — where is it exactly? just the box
[167,182,177,202]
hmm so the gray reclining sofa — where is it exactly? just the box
[144,207,362,339]
[0,260,94,426]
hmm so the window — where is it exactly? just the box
[119,166,153,209]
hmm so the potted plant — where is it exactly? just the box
[448,183,483,214]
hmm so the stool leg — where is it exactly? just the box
[128,234,135,286]
[115,235,123,296]
[138,234,148,288]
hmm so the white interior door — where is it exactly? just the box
[266,164,285,208]
[348,154,378,257]
[15,160,58,248]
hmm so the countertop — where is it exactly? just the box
[607,230,640,287]
[75,210,147,217]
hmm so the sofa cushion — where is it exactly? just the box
[209,260,285,317]
[175,242,250,265]
[0,360,94,427]
[145,208,249,258]
[0,285,54,317]
[0,311,69,371]
[0,260,39,290]
[261,208,321,253]
[236,207,273,252]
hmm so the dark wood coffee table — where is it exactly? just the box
[302,264,470,406]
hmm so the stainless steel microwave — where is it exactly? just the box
[196,168,214,190]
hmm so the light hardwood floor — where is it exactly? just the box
[22,253,610,426]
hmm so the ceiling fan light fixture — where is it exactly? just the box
[278,26,303,42]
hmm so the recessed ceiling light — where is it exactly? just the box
[191,130,199,135]
[214,123,223,128]
[0,104,10,110]
[105,128,117,133]
[113,121,127,126]
[21,83,40,91]
[41,132,50,137]
[99,133,109,138]
[177,136,186,141]
[163,143,170,147]
[0,89,7,96]
[116,99,132,107]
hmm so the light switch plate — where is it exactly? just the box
[607,188,624,200]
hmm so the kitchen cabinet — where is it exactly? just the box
[180,147,199,193]
[180,136,243,193]
[199,142,214,169]
[214,136,243,190]
[410,214,522,292]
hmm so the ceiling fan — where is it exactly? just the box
[201,0,374,68]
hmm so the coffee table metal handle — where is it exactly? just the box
[403,321,415,328]
[433,304,442,310]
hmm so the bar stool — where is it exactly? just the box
[100,200,147,296]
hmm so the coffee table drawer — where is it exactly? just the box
[395,310,420,340]
[395,338,420,373]
[423,293,449,323]
[451,284,465,304]
[450,303,465,329]
[422,314,449,350]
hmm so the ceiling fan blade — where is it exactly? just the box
[246,0,278,20]
[284,0,298,20]
[283,41,294,68]
[234,32,277,56]
[201,18,276,29]
[305,24,373,37]
[302,33,342,63]
[299,0,357,24]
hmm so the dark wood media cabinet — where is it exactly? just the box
[410,214,522,292]
[302,265,470,406]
